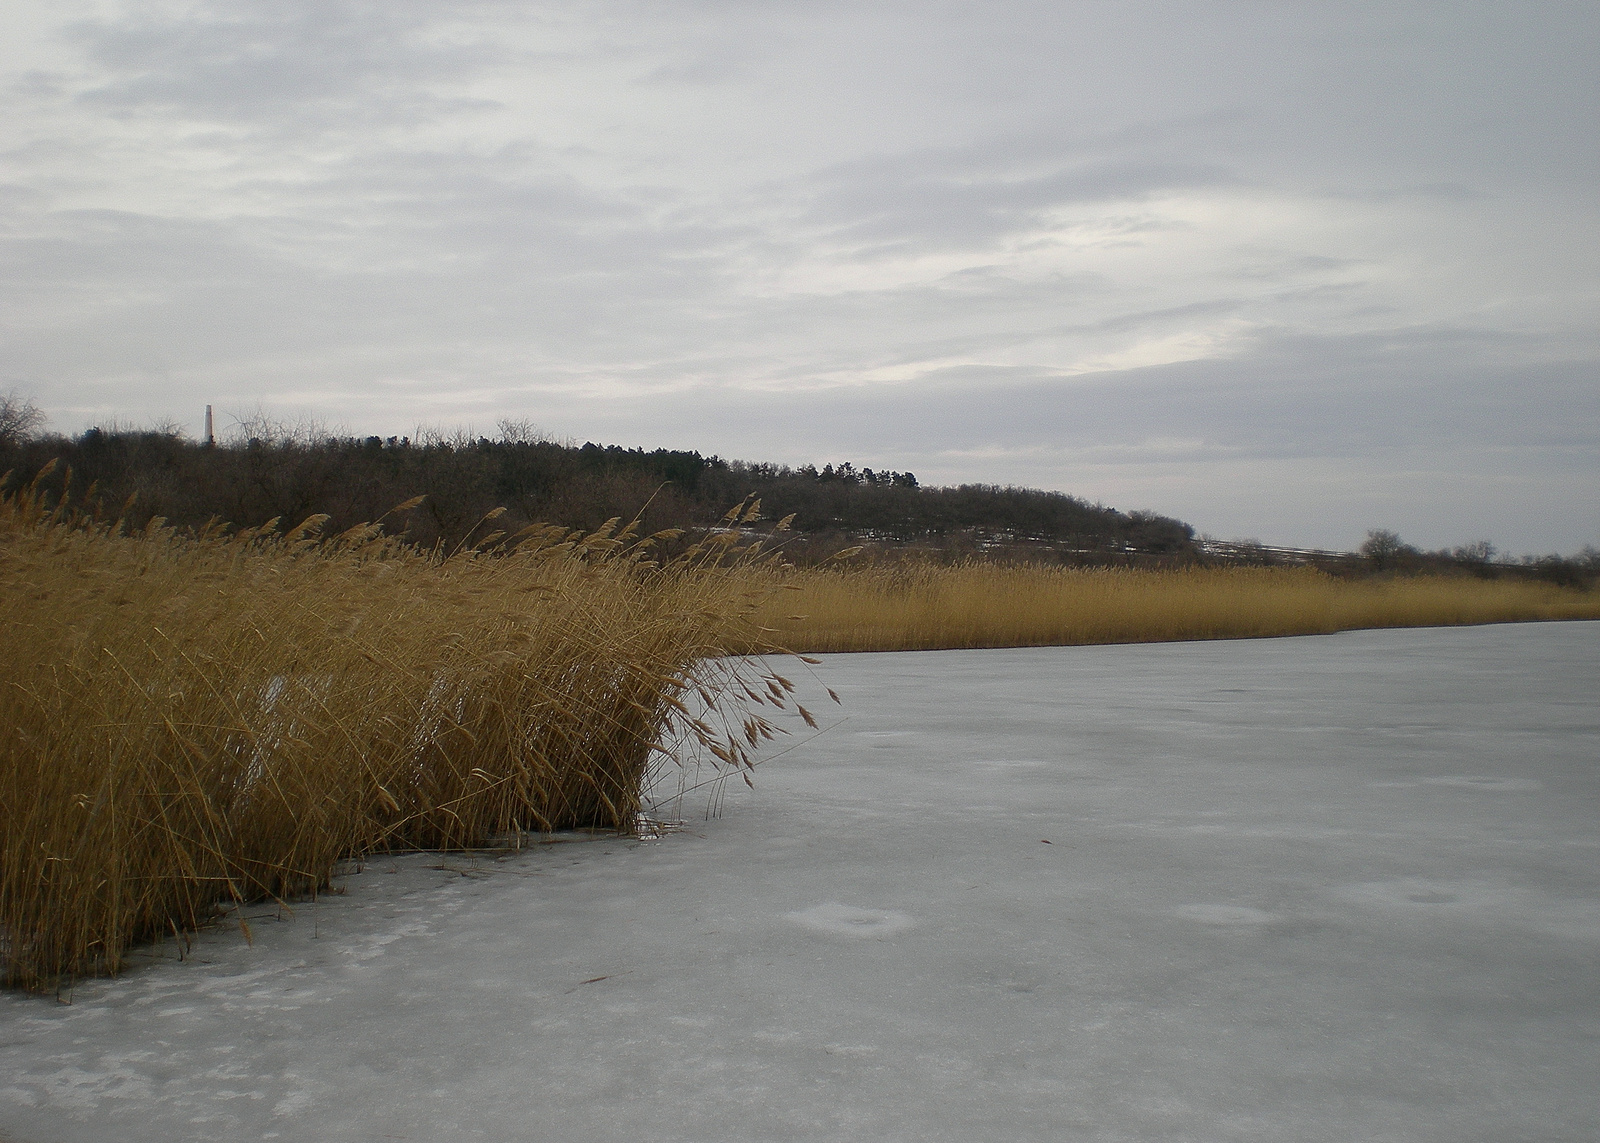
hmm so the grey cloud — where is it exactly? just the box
[5,0,1595,553]
[641,57,745,86]
[1090,300,1243,336]
[802,154,1235,250]
[774,112,1250,251]
[0,162,762,393]
[549,326,1599,470]
[824,332,1600,462]
[67,0,510,125]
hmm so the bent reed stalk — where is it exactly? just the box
[1,477,808,990]
[748,562,1600,653]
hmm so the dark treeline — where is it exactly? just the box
[1202,530,1600,588]
[3,415,1594,584]
[704,460,1196,561]
[0,426,1194,563]
[1352,529,1600,589]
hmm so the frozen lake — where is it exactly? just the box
[2,622,1597,1142]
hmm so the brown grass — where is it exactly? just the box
[749,561,1600,653]
[0,481,803,990]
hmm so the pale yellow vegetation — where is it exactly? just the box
[749,562,1600,653]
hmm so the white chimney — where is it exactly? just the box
[204,404,214,445]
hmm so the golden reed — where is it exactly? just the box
[7,468,1592,992]
[0,478,806,989]
[748,561,1600,653]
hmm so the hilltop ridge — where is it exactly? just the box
[1,426,1193,564]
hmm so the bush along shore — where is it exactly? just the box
[0,475,815,991]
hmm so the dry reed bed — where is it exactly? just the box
[9,486,1592,992]
[1,485,801,990]
[750,562,1600,653]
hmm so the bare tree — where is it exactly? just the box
[1452,540,1496,564]
[1360,528,1406,571]
[0,392,45,445]
[497,417,556,445]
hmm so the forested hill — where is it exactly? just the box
[1,429,1194,562]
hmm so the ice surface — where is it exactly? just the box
[2,622,1597,1142]
[785,903,915,938]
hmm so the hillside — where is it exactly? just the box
[5,423,1595,584]
[1,428,1195,564]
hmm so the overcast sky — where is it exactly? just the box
[2,1,1596,553]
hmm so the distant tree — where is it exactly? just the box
[1360,528,1407,571]
[496,417,553,445]
[0,392,44,445]
[1451,540,1496,564]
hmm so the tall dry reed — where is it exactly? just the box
[749,561,1600,653]
[1,480,805,989]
